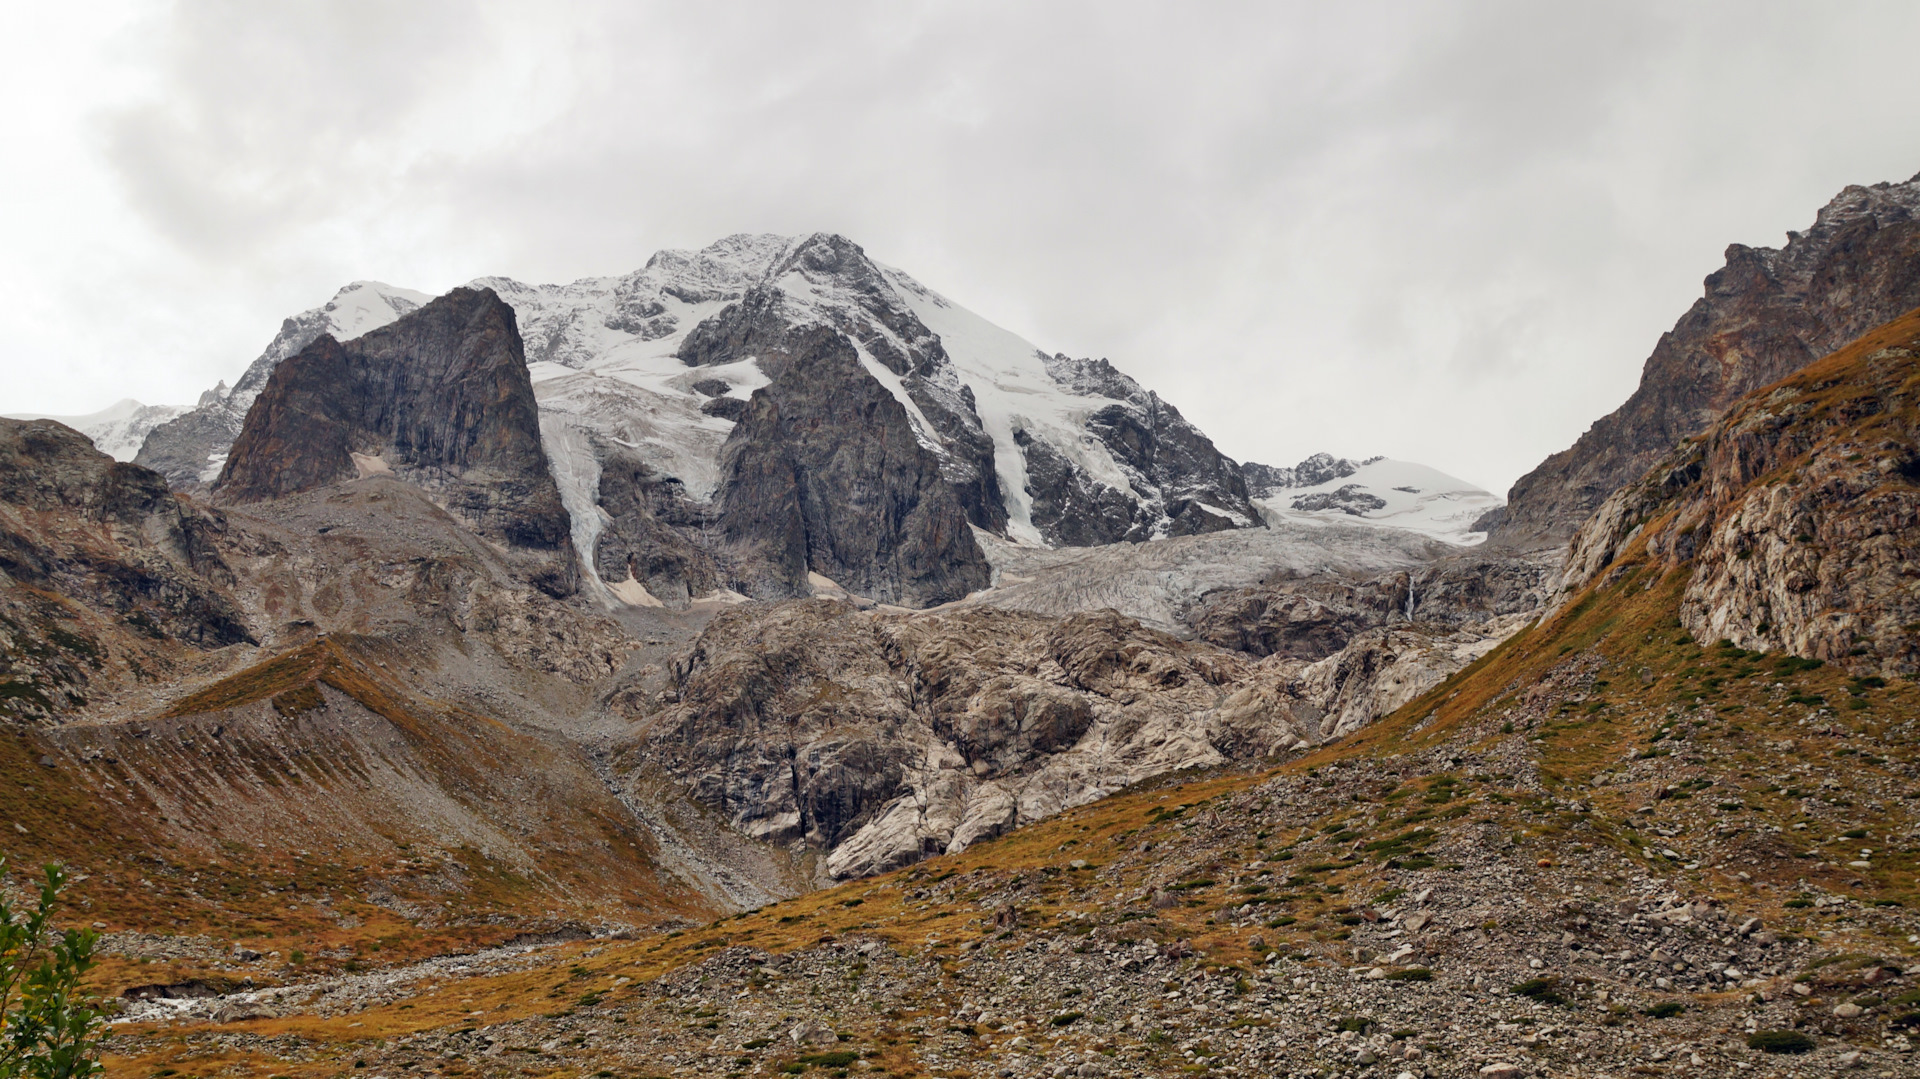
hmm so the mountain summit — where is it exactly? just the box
[133,233,1490,610]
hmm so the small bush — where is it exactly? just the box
[796,1051,859,1068]
[1386,968,1432,981]
[1512,977,1564,1004]
[1745,1030,1814,1054]
[1644,1001,1684,1018]
[1334,1016,1371,1033]
[1049,1011,1082,1027]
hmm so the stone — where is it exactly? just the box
[789,1018,838,1046]
[714,323,990,607]
[1833,1002,1865,1018]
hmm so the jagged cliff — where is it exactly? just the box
[713,324,991,607]
[1493,173,1920,549]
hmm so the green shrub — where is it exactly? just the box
[0,859,106,1079]
[1644,1001,1684,1018]
[1511,977,1564,1004]
[1049,1012,1082,1027]
[1745,1030,1814,1054]
[796,1051,859,1068]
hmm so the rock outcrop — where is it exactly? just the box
[1493,173,1920,549]
[714,325,991,607]
[591,450,720,608]
[216,287,576,593]
[137,282,429,488]
[1186,553,1556,660]
[1241,452,1368,498]
[611,601,1272,880]
[610,571,1541,881]
[1559,305,1920,675]
[0,419,250,722]
[677,239,1007,536]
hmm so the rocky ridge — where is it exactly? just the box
[2,399,188,463]
[136,282,431,488]
[0,418,251,723]
[1493,171,1920,549]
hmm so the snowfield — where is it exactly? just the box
[1255,457,1500,545]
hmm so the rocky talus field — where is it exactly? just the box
[7,186,1920,1079]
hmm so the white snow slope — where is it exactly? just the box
[4,399,187,461]
[1255,457,1502,546]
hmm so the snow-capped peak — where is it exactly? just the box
[1252,457,1501,545]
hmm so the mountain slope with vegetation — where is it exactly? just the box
[75,302,1920,1079]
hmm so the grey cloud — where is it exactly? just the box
[6,0,1920,498]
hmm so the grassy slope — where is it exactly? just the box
[4,638,717,1005]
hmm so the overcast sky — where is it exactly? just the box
[4,1,1919,497]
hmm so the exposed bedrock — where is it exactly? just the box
[714,325,990,608]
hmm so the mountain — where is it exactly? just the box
[1557,304,1920,675]
[81,298,1920,1078]
[133,234,1488,612]
[1490,172,1920,549]
[215,287,577,599]
[2,399,187,462]
[135,281,433,487]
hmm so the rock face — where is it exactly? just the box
[714,325,991,607]
[137,282,430,488]
[0,419,250,721]
[1493,173,1920,549]
[1559,306,1920,675]
[610,572,1542,881]
[1288,484,1387,516]
[1030,355,1260,543]
[612,601,1272,880]
[591,450,720,608]
[1241,452,1367,498]
[1186,553,1556,661]
[217,287,575,591]
[675,250,1008,539]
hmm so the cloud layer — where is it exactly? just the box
[5,1,1920,495]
